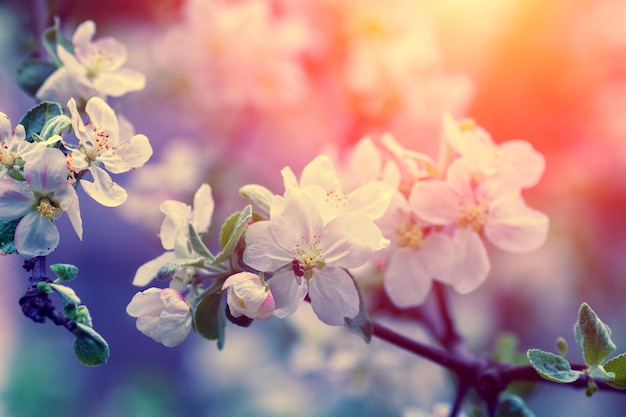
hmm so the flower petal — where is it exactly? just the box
[322,214,385,268]
[308,268,359,325]
[485,194,549,253]
[126,287,163,317]
[269,270,307,318]
[0,179,33,220]
[243,220,293,271]
[410,180,458,225]
[132,251,177,287]
[448,228,490,294]
[92,69,146,97]
[100,134,152,174]
[80,166,127,207]
[191,184,214,234]
[383,247,433,308]
[159,200,191,250]
[24,148,70,194]
[14,212,60,257]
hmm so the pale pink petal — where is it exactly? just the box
[499,140,546,189]
[280,166,299,189]
[308,268,359,325]
[485,194,549,253]
[322,214,385,268]
[300,155,341,190]
[159,200,191,250]
[419,232,457,284]
[409,180,458,225]
[243,221,294,271]
[191,184,214,234]
[269,189,323,248]
[269,270,307,318]
[448,229,490,294]
[24,148,70,193]
[85,97,120,145]
[347,181,393,220]
[383,247,433,308]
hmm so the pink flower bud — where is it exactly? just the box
[222,272,275,320]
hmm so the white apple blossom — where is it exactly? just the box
[36,20,146,103]
[281,154,393,223]
[243,187,388,325]
[0,147,82,257]
[222,272,275,320]
[126,287,192,347]
[132,184,214,287]
[0,113,61,178]
[66,96,152,207]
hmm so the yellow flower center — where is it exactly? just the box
[292,235,325,280]
[36,197,60,220]
[457,203,487,232]
[395,219,424,248]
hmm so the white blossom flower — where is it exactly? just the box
[222,272,275,320]
[281,154,392,223]
[126,287,192,347]
[67,96,152,207]
[0,147,82,257]
[0,113,60,178]
[132,183,214,287]
[243,187,388,325]
[36,20,146,103]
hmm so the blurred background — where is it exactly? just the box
[1,0,626,415]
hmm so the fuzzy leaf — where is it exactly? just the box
[604,353,626,389]
[156,257,205,280]
[193,292,226,349]
[63,304,93,327]
[0,218,19,255]
[19,101,63,143]
[16,59,57,97]
[42,17,73,66]
[39,114,71,140]
[213,205,252,265]
[49,283,81,305]
[496,395,536,417]
[527,349,580,383]
[188,223,214,261]
[50,263,78,282]
[239,184,274,213]
[574,303,615,366]
[72,323,109,366]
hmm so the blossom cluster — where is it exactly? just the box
[0,20,152,257]
[127,111,548,347]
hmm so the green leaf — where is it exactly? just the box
[574,302,616,366]
[15,59,57,97]
[50,263,78,282]
[343,271,372,343]
[188,223,215,261]
[496,395,536,417]
[42,17,73,66]
[587,364,615,381]
[19,101,64,143]
[72,323,110,366]
[239,184,275,213]
[49,283,81,305]
[193,292,226,349]
[36,281,52,294]
[156,257,205,280]
[527,349,581,383]
[39,114,71,140]
[604,353,626,389]
[0,218,19,255]
[213,205,252,265]
[63,304,93,327]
